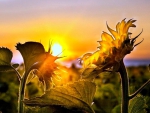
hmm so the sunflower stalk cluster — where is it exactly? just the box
[0,42,61,113]
[0,18,149,113]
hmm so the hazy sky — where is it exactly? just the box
[0,0,150,63]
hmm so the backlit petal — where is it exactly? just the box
[123,19,136,34]
[107,23,120,40]
[101,32,114,41]
[116,22,120,33]
[119,19,126,36]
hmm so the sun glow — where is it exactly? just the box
[52,43,63,56]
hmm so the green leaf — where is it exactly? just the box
[145,96,150,112]
[129,95,147,113]
[25,106,85,113]
[24,80,96,113]
[82,68,96,80]
[16,42,46,72]
[111,105,121,113]
[0,47,12,65]
[0,47,13,72]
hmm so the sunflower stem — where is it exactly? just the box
[119,60,129,113]
[12,66,21,82]
[18,72,29,113]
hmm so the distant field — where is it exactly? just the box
[124,59,150,67]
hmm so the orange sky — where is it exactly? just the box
[0,0,150,63]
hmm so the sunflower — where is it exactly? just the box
[81,19,143,80]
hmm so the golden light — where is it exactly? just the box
[51,43,63,56]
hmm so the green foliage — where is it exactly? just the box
[24,80,96,113]
[111,105,121,113]
[129,95,147,113]
[0,71,19,113]
[0,47,14,72]
[0,47,18,112]
[93,72,120,113]
[145,96,150,112]
[16,42,46,72]
[25,106,85,113]
[0,47,12,65]
[81,67,99,81]
[1,40,150,113]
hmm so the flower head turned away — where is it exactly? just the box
[36,45,63,90]
[18,41,62,91]
[81,19,143,80]
[34,54,59,90]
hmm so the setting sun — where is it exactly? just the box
[51,43,63,56]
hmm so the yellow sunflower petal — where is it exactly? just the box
[120,34,127,43]
[99,41,113,49]
[112,39,120,48]
[119,18,126,35]
[116,22,120,33]
[98,40,112,47]
[107,23,120,40]
[101,31,114,41]
[123,19,136,34]
[92,51,107,65]
[83,51,99,67]
[81,53,92,61]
